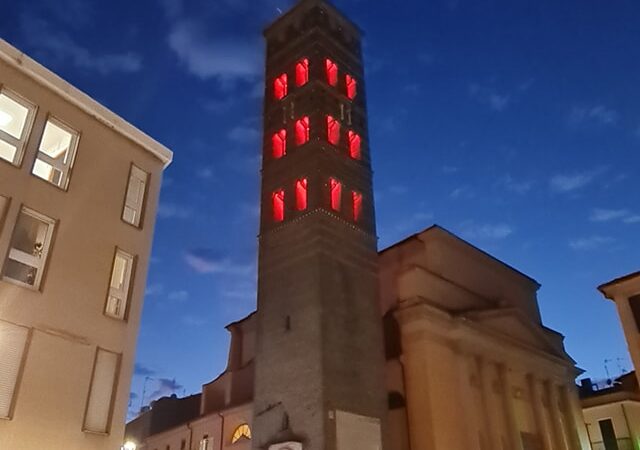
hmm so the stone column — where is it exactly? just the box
[528,374,552,450]
[499,364,525,450]
[546,381,569,450]
[478,357,501,450]
[561,384,590,450]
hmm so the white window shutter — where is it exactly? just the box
[84,349,120,433]
[0,321,29,418]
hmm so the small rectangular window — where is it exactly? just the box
[273,189,285,222]
[348,131,361,159]
[0,89,36,166]
[0,320,30,419]
[105,249,135,320]
[296,178,308,211]
[327,116,340,146]
[296,58,309,86]
[32,118,79,190]
[272,129,287,159]
[295,117,310,146]
[84,348,120,434]
[325,59,338,87]
[330,178,342,212]
[345,74,357,100]
[3,207,56,290]
[629,295,640,332]
[352,191,362,222]
[122,165,149,228]
[274,73,288,100]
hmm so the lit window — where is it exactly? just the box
[345,74,357,100]
[84,348,120,434]
[273,189,285,222]
[348,131,361,159]
[105,249,135,320]
[327,116,340,146]
[296,58,309,86]
[199,435,212,450]
[325,59,338,86]
[32,118,79,190]
[295,117,310,146]
[2,207,55,290]
[272,129,287,159]
[0,320,30,419]
[123,165,149,228]
[0,89,35,166]
[330,178,342,211]
[231,424,252,444]
[352,191,363,222]
[296,178,308,211]
[274,74,288,100]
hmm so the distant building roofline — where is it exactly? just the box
[0,39,173,168]
[598,271,640,299]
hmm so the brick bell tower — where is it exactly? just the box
[253,1,387,449]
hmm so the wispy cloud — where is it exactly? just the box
[228,124,261,143]
[497,175,534,194]
[184,249,253,275]
[157,203,193,219]
[450,186,475,199]
[549,169,604,193]
[590,208,630,222]
[167,290,189,302]
[569,105,618,126]
[459,222,514,240]
[134,363,156,377]
[145,284,165,297]
[469,83,510,111]
[569,236,614,251]
[625,215,640,224]
[150,378,183,400]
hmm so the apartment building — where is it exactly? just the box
[0,39,172,450]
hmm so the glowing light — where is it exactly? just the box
[352,191,362,221]
[346,74,357,100]
[0,110,12,127]
[295,117,310,146]
[272,129,287,159]
[296,178,308,211]
[123,441,137,450]
[296,59,309,86]
[274,73,288,100]
[325,59,338,87]
[273,189,285,222]
[327,116,340,146]
[348,131,361,159]
[330,178,342,211]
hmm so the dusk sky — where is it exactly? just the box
[4,0,639,416]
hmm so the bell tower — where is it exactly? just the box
[253,1,387,449]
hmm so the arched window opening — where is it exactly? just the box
[346,74,357,100]
[272,129,287,159]
[296,178,308,211]
[273,190,285,222]
[295,117,310,146]
[231,424,252,444]
[274,74,288,100]
[348,131,361,159]
[327,116,340,146]
[352,191,362,222]
[330,178,342,212]
[325,59,338,86]
[296,58,309,86]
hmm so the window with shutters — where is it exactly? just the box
[296,58,309,86]
[330,178,342,212]
[345,74,357,100]
[296,178,308,211]
[327,116,340,146]
[352,191,362,222]
[325,59,338,86]
[105,249,135,320]
[2,207,56,290]
[0,88,36,166]
[272,129,287,159]
[274,74,288,100]
[83,348,120,434]
[295,117,310,146]
[348,131,361,159]
[0,320,30,419]
[273,189,285,222]
[122,165,149,228]
[32,118,79,190]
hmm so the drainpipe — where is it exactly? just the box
[218,412,225,450]
[187,422,193,450]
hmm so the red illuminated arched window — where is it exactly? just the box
[272,129,287,159]
[296,178,308,211]
[330,178,342,211]
[274,74,288,100]
[296,59,309,87]
[348,131,361,159]
[325,59,338,87]
[352,191,362,222]
[295,117,310,146]
[273,189,285,222]
[327,116,340,146]
[346,75,357,100]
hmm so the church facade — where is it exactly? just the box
[127,1,591,449]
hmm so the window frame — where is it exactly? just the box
[327,116,341,146]
[272,189,285,222]
[0,320,32,420]
[231,424,252,444]
[345,74,357,100]
[352,191,363,222]
[348,131,361,160]
[82,347,121,435]
[0,87,37,168]
[121,164,150,229]
[325,59,338,87]
[295,178,308,211]
[274,73,288,100]
[272,129,287,159]
[104,248,136,321]
[295,117,310,146]
[31,116,80,191]
[296,58,310,87]
[330,178,342,212]
[2,206,57,291]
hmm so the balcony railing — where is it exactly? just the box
[590,438,634,450]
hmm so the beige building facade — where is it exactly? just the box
[0,39,172,450]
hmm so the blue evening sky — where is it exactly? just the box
[4,0,639,415]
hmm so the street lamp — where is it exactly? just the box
[123,441,137,450]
